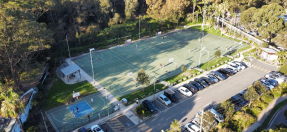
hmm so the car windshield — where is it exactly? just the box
[164,97,169,101]
[210,76,216,80]
[185,89,189,92]
[201,80,206,84]
[194,83,201,87]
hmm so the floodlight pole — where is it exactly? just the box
[139,15,141,40]
[66,34,71,58]
[89,49,95,85]
[199,33,203,66]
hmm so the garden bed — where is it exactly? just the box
[164,69,201,84]
[200,57,233,71]
[117,84,165,106]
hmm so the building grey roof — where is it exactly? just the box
[61,64,81,76]
[260,47,278,54]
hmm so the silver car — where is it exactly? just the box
[158,94,171,106]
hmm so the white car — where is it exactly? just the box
[232,61,246,70]
[158,94,171,106]
[91,125,104,132]
[185,123,200,132]
[265,71,286,84]
[209,108,224,122]
[226,62,241,72]
[178,87,192,96]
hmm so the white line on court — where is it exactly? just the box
[98,95,106,107]
[46,112,59,132]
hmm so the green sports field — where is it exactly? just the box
[72,29,248,98]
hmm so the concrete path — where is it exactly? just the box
[244,94,287,132]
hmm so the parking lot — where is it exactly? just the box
[128,59,277,132]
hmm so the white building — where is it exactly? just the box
[260,48,278,61]
[4,88,37,132]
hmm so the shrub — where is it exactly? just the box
[261,42,269,48]
[136,103,152,117]
[251,100,268,109]
[260,93,274,104]
[233,111,256,129]
[244,37,248,41]
[181,66,187,72]
[27,126,39,132]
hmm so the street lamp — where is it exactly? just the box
[198,32,204,66]
[89,48,95,85]
[66,34,71,58]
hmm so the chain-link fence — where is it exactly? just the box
[57,104,116,132]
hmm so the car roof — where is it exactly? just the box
[159,94,167,98]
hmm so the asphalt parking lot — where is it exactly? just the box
[127,59,277,132]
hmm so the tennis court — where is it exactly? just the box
[46,92,115,132]
[72,29,247,99]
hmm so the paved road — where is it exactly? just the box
[127,59,276,132]
[268,104,287,129]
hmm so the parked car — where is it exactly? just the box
[265,71,287,84]
[238,61,248,68]
[206,74,219,83]
[255,80,275,90]
[158,94,171,106]
[91,125,104,132]
[209,108,224,123]
[267,79,278,87]
[225,68,237,74]
[226,62,239,72]
[189,81,204,90]
[178,87,193,96]
[210,71,227,80]
[164,89,179,102]
[231,61,246,70]
[218,68,235,76]
[183,84,198,93]
[78,127,88,132]
[142,100,157,112]
[194,78,209,88]
[185,123,200,132]
[202,77,215,85]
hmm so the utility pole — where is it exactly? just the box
[66,34,71,58]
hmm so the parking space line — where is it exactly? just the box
[204,102,212,107]
[195,97,201,101]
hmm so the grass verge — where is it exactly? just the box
[117,83,165,106]
[200,57,231,71]
[230,45,252,56]
[164,69,200,83]
[190,26,241,42]
[43,79,97,110]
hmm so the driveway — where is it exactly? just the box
[127,59,277,132]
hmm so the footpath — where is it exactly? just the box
[244,94,287,132]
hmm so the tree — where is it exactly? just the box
[181,66,187,72]
[277,51,287,65]
[219,100,235,121]
[233,111,256,129]
[214,50,221,58]
[279,65,287,75]
[124,0,139,19]
[0,4,53,91]
[192,0,198,23]
[166,119,181,132]
[244,86,260,106]
[0,89,25,132]
[253,80,268,95]
[274,31,287,49]
[137,68,150,92]
[253,3,285,41]
[27,126,40,132]
[239,7,258,32]
[197,111,218,130]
